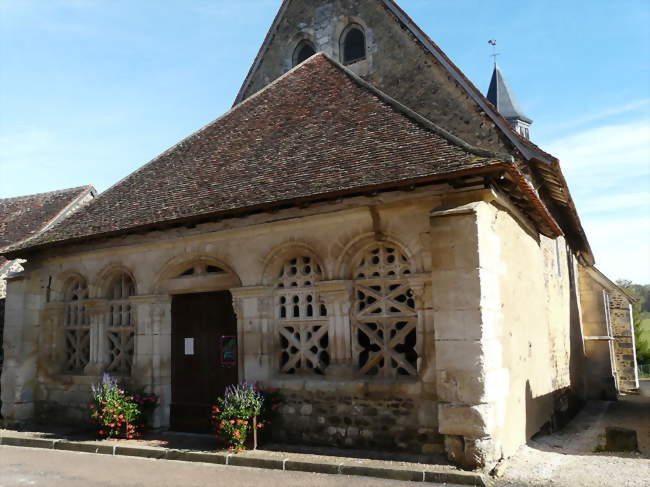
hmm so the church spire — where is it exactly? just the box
[487,63,533,140]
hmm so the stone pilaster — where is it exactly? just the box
[317,280,353,379]
[130,294,172,429]
[430,201,509,469]
[1,272,43,423]
[83,299,109,376]
[230,287,274,384]
[39,302,66,376]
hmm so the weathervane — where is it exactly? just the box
[488,39,499,65]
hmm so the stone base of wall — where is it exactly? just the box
[270,391,443,454]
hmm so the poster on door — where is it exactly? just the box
[220,335,237,366]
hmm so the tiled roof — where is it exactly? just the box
[0,186,95,251]
[4,54,513,255]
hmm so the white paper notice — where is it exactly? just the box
[184,338,194,356]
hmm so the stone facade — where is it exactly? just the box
[2,186,585,468]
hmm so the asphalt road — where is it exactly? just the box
[0,446,451,487]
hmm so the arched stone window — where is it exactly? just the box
[63,277,90,373]
[104,273,135,374]
[275,256,329,375]
[293,40,316,66]
[342,25,366,64]
[352,243,418,378]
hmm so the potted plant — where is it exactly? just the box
[90,373,158,440]
[211,382,279,453]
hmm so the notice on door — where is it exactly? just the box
[184,338,195,356]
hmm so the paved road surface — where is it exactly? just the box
[0,446,453,487]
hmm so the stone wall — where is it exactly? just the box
[239,0,510,154]
[1,186,587,468]
[272,389,441,454]
[430,196,581,468]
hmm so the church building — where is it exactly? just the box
[0,0,638,469]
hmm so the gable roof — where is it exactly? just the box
[487,64,532,124]
[0,185,96,254]
[2,54,560,257]
[234,0,594,264]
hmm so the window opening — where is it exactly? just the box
[63,277,90,373]
[343,26,366,64]
[352,244,418,378]
[105,273,135,374]
[276,255,329,375]
[293,40,316,66]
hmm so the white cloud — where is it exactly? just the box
[544,118,650,283]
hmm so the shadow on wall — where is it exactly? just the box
[525,381,583,441]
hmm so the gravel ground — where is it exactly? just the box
[497,395,650,487]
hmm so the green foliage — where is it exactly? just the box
[211,382,279,452]
[616,281,650,364]
[90,374,158,439]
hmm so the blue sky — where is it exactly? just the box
[1,0,649,283]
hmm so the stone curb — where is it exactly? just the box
[0,433,488,486]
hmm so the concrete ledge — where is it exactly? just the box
[425,470,488,486]
[115,445,167,459]
[284,459,340,475]
[0,436,56,449]
[165,450,227,464]
[340,465,423,482]
[55,441,114,455]
[0,433,488,486]
[227,455,285,470]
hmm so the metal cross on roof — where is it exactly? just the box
[488,39,499,65]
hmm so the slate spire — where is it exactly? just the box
[487,63,532,139]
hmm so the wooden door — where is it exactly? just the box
[170,291,238,433]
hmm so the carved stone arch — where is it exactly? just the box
[94,264,137,299]
[261,242,327,286]
[153,253,241,295]
[336,233,420,280]
[52,270,88,302]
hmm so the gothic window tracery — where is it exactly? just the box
[275,255,329,375]
[105,273,135,374]
[342,25,366,64]
[63,277,90,373]
[352,244,418,378]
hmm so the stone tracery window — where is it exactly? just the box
[352,244,418,378]
[276,256,329,375]
[63,277,90,373]
[105,273,135,374]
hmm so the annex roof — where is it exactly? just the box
[0,185,96,258]
[2,54,559,257]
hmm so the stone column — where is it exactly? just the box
[130,294,171,429]
[84,299,109,376]
[317,280,353,379]
[430,201,509,469]
[1,272,43,423]
[230,287,273,384]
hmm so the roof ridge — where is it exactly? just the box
[0,185,95,203]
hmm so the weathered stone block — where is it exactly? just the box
[605,427,638,452]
